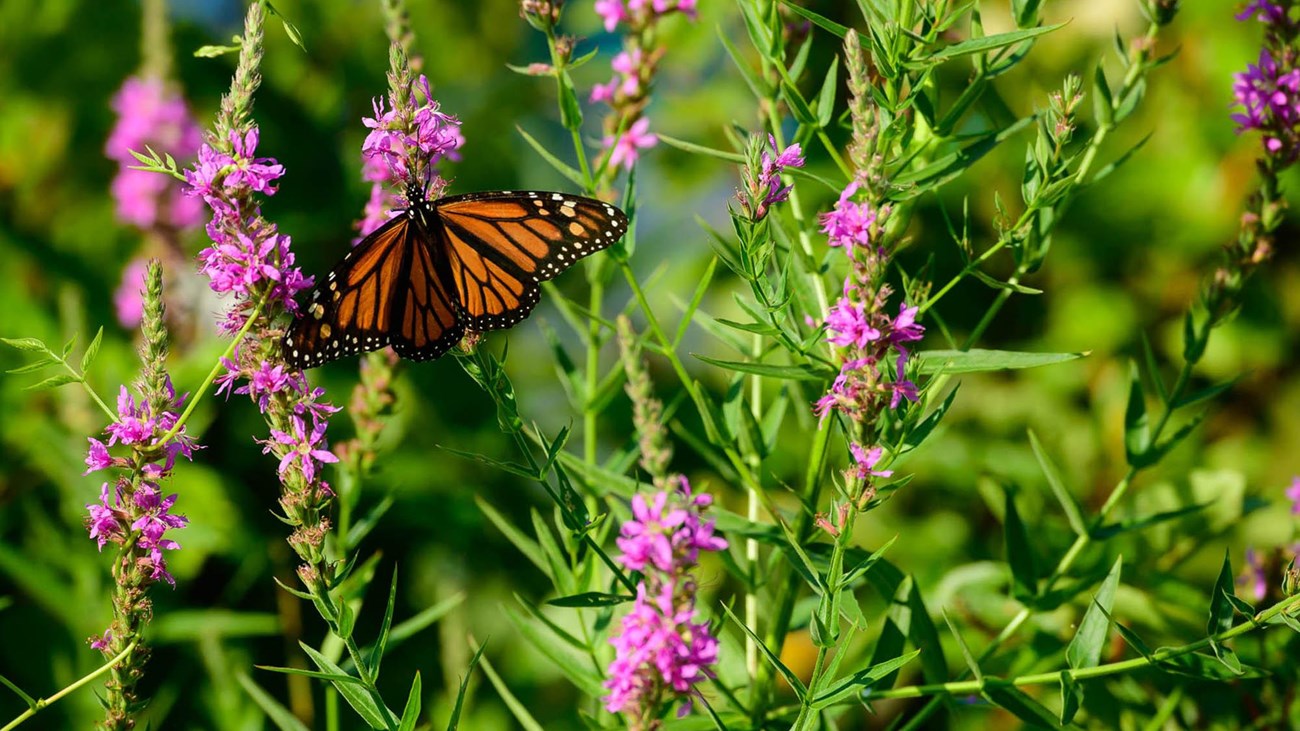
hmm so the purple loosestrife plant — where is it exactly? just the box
[589,0,697,176]
[605,478,727,726]
[106,76,204,232]
[83,260,195,729]
[180,2,343,596]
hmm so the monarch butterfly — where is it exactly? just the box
[284,184,628,369]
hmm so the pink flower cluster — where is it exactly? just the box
[105,76,204,230]
[605,478,727,721]
[356,75,463,238]
[1232,2,1300,158]
[589,0,698,172]
[185,128,311,334]
[594,0,697,31]
[84,381,196,586]
[813,181,923,485]
[216,352,341,489]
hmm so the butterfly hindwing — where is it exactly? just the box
[434,191,629,332]
[284,215,413,369]
[389,220,465,362]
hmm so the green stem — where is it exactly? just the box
[155,293,268,446]
[69,363,119,423]
[870,593,1300,701]
[1,641,139,731]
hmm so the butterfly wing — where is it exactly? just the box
[284,214,463,369]
[433,191,629,332]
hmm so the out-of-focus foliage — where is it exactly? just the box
[0,0,1298,729]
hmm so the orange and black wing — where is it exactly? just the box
[283,215,463,369]
[433,191,628,332]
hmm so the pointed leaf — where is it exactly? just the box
[397,672,422,731]
[1,337,48,353]
[81,327,104,372]
[515,126,584,188]
[447,641,486,731]
[916,349,1085,374]
[1028,430,1087,536]
[1124,361,1151,466]
[981,680,1064,729]
[1059,671,1082,725]
[236,673,311,731]
[810,650,921,709]
[942,610,982,680]
[369,568,399,681]
[546,591,635,608]
[1067,556,1121,670]
[1003,490,1037,600]
[24,374,78,391]
[919,24,1066,65]
[721,602,806,699]
[299,643,393,729]
[690,353,832,381]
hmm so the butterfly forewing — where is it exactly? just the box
[435,191,629,332]
[284,215,411,369]
[284,189,628,369]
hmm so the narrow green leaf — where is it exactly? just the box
[369,568,399,681]
[721,602,806,698]
[81,327,104,372]
[810,650,921,709]
[447,642,486,731]
[718,27,768,99]
[778,0,849,38]
[1091,502,1212,540]
[515,126,585,188]
[236,673,311,731]
[556,70,584,131]
[24,374,78,391]
[981,680,1065,729]
[299,643,393,729]
[5,359,57,375]
[1157,652,1265,679]
[476,644,545,731]
[502,605,604,696]
[1059,671,1082,725]
[397,672,422,731]
[655,133,744,163]
[1124,361,1151,466]
[918,23,1065,65]
[916,348,1085,374]
[384,593,465,649]
[1173,377,1240,410]
[690,353,833,381]
[1092,64,1114,127]
[546,591,634,608]
[1067,556,1121,670]
[475,496,548,578]
[1003,489,1037,600]
[1207,550,1237,638]
[816,56,840,128]
[942,610,982,680]
[1028,430,1087,537]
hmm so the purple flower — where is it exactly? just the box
[605,477,725,721]
[105,387,155,446]
[605,581,720,717]
[236,361,292,413]
[360,76,463,187]
[758,136,804,207]
[266,416,339,483]
[849,443,893,480]
[1287,476,1300,515]
[89,629,114,652]
[226,128,286,194]
[105,76,204,230]
[605,117,658,171]
[1232,49,1300,151]
[820,182,877,248]
[1236,0,1287,24]
[826,289,882,349]
[114,259,149,329]
[86,483,125,550]
[595,0,626,30]
[85,438,113,475]
[889,303,925,344]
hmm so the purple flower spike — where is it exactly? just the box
[605,476,726,722]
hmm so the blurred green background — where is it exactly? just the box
[1,0,1298,728]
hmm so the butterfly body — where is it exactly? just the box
[284,188,628,369]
